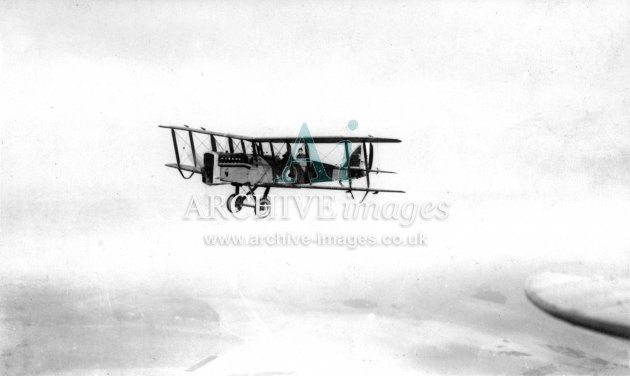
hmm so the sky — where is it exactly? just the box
[1,1,629,277]
[2,0,629,201]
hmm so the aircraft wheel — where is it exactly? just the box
[227,194,244,213]
[257,198,271,218]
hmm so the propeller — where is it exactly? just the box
[360,141,374,202]
[343,141,378,202]
[345,179,355,200]
[362,142,371,188]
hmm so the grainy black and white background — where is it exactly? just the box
[1,1,629,375]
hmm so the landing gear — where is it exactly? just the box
[226,193,245,213]
[257,197,271,218]
[226,185,271,218]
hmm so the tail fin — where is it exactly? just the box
[349,146,362,167]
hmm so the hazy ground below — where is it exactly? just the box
[1,194,628,375]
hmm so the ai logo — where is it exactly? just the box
[276,121,358,183]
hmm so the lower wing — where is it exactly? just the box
[253,182,405,194]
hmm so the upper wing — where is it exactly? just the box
[160,125,257,142]
[524,272,630,339]
[255,136,401,143]
[159,125,401,144]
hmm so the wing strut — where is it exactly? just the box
[170,128,195,179]
[188,129,197,168]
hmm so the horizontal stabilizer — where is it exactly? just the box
[346,167,396,174]
[165,163,201,174]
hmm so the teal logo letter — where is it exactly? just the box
[276,123,333,183]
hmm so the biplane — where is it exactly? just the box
[160,124,404,218]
